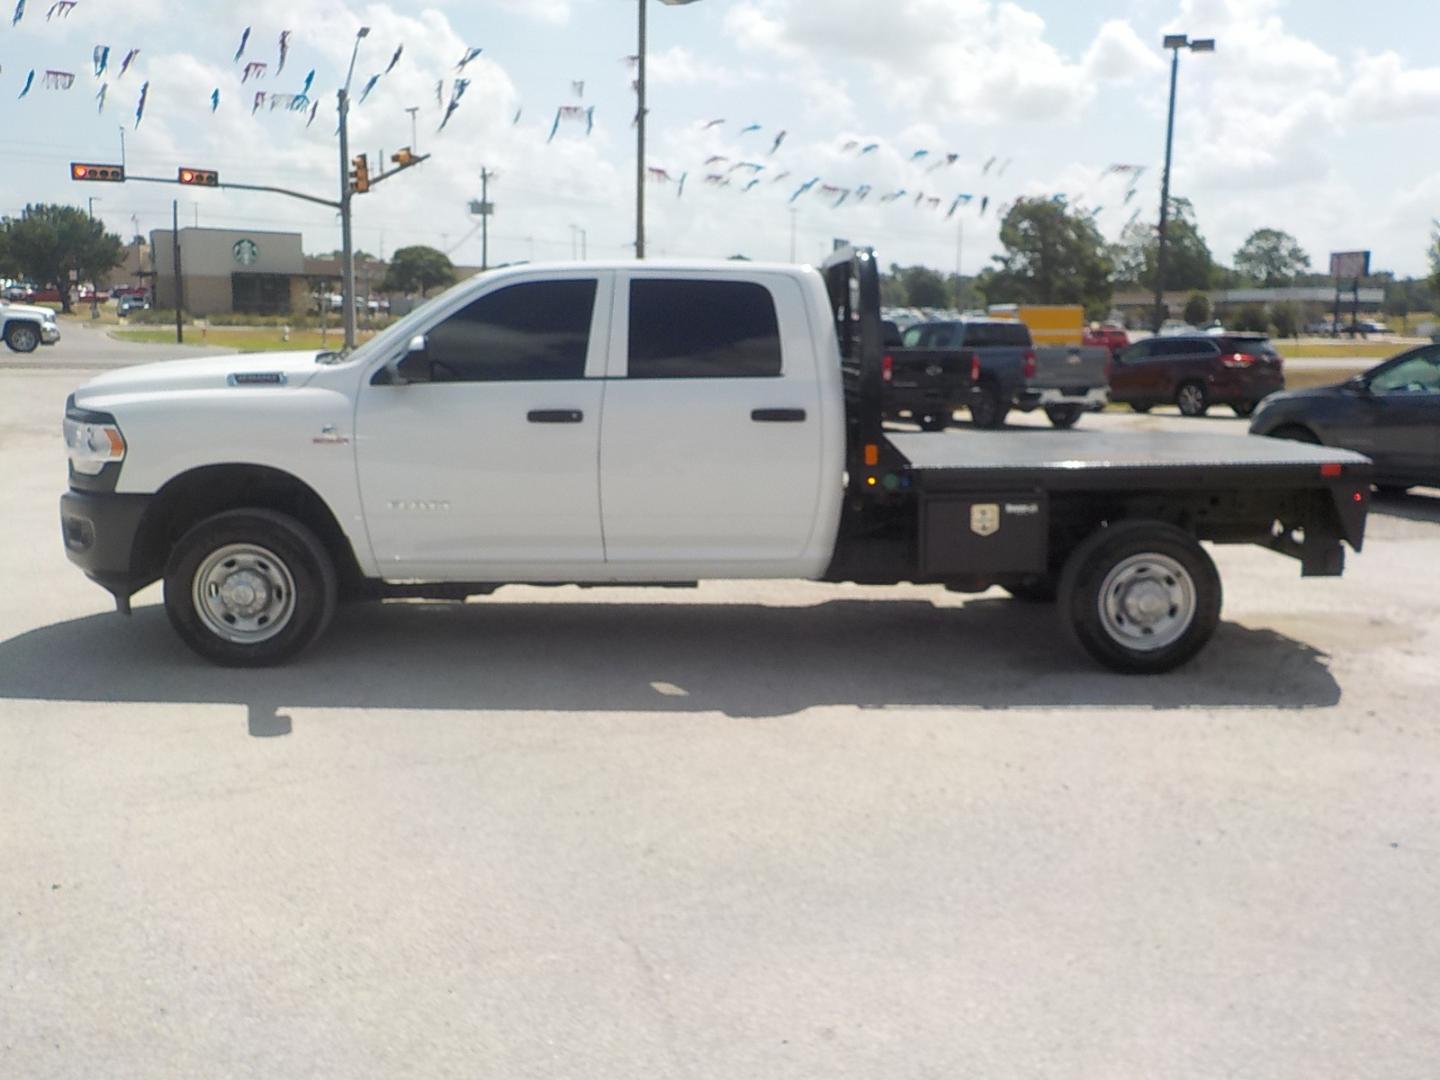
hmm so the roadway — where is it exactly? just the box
[2,362,1438,1080]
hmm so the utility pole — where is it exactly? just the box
[171,199,183,344]
[481,167,490,270]
[636,0,647,258]
[406,106,419,154]
[338,26,370,351]
[1153,33,1215,332]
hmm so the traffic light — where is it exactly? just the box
[178,167,220,187]
[350,154,370,194]
[70,162,125,182]
[390,147,414,167]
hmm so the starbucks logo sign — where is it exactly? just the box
[232,238,260,266]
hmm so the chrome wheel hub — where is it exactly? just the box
[192,543,296,644]
[1098,553,1196,652]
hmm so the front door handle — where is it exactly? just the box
[527,409,584,424]
[751,408,807,423]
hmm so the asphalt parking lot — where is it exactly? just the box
[2,351,1438,1079]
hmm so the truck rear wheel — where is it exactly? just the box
[164,509,337,667]
[5,322,41,353]
[1129,402,1153,414]
[1044,404,1083,429]
[1057,521,1221,674]
[969,382,1010,429]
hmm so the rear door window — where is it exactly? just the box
[962,322,1031,347]
[628,278,782,378]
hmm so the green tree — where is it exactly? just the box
[1232,303,1268,333]
[0,203,124,313]
[1269,301,1299,338]
[1428,221,1440,303]
[381,245,456,297]
[899,265,949,308]
[979,196,1113,316]
[1232,228,1311,286]
[1183,291,1212,326]
[1110,197,1213,292]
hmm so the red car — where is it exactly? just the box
[1110,333,1285,417]
[1083,324,1130,357]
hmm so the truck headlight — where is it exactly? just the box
[64,405,126,475]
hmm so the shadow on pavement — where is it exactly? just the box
[0,596,1341,733]
[1370,488,1440,524]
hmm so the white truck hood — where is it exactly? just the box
[2,302,57,321]
[74,351,327,405]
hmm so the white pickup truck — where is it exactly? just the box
[2,300,62,352]
[60,248,1372,673]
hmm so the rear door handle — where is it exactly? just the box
[751,408,807,423]
[527,409,584,424]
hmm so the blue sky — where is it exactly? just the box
[2,0,1438,276]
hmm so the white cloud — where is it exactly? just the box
[1084,19,1166,82]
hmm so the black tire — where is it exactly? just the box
[969,382,1010,429]
[1057,521,1222,674]
[1129,402,1153,414]
[1374,484,1412,496]
[1044,405,1083,429]
[1002,579,1057,603]
[918,411,950,432]
[1176,381,1209,417]
[1268,424,1319,444]
[5,321,41,353]
[1231,401,1257,418]
[164,508,337,667]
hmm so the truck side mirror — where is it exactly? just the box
[393,334,432,383]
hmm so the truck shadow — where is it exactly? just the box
[0,596,1341,734]
[1370,488,1440,524]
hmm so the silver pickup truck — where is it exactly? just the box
[898,318,1110,428]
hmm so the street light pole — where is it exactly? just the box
[339,26,370,351]
[637,0,702,260]
[1153,33,1214,332]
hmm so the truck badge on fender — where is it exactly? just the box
[312,425,349,445]
[970,503,1000,537]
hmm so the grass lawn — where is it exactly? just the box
[110,327,378,351]
[1279,340,1406,359]
[1283,366,1366,391]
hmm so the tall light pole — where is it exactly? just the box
[1153,32,1214,332]
[338,25,370,351]
[636,0,702,259]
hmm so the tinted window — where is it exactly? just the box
[1369,350,1440,394]
[426,279,596,382]
[1156,338,1217,357]
[1219,336,1275,356]
[902,326,924,348]
[962,322,1031,347]
[629,279,782,378]
[1117,342,1151,364]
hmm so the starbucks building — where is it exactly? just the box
[150,227,310,316]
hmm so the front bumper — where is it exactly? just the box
[60,489,154,604]
[41,323,61,344]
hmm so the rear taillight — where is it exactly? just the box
[882,353,893,384]
[1221,352,1258,368]
[969,352,981,382]
[1023,349,1036,380]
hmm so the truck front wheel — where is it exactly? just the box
[1057,521,1221,674]
[918,411,950,432]
[164,509,337,666]
[5,322,41,353]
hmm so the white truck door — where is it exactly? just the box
[355,274,610,578]
[598,272,825,567]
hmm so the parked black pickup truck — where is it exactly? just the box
[883,318,1110,429]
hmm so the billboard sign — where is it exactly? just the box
[1329,250,1370,280]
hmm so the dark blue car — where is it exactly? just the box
[1250,343,1440,493]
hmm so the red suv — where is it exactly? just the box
[1109,333,1285,417]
